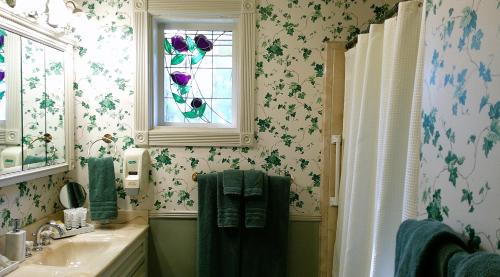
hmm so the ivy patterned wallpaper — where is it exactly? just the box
[419,0,500,252]
[0,0,396,234]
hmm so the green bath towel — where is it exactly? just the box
[395,219,467,277]
[88,157,117,221]
[198,173,240,277]
[448,250,500,276]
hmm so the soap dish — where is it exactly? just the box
[0,260,20,276]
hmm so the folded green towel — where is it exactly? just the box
[244,169,264,196]
[448,250,500,277]
[197,173,240,277]
[88,157,117,221]
[241,175,290,277]
[223,169,243,195]
[395,219,467,277]
[244,170,267,228]
[217,172,241,227]
[23,155,46,165]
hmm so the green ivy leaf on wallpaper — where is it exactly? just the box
[464,225,481,251]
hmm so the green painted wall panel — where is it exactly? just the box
[148,218,319,277]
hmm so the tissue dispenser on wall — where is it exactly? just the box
[123,148,150,196]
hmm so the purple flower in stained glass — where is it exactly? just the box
[0,71,4,82]
[0,35,4,47]
[194,34,213,52]
[170,71,191,86]
[191,98,203,109]
[171,35,188,52]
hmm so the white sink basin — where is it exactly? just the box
[31,241,113,267]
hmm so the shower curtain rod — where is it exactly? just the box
[345,0,419,50]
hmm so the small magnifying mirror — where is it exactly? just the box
[59,182,87,209]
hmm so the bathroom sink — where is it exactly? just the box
[31,240,113,267]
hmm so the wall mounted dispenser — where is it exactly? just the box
[123,148,150,196]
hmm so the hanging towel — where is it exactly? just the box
[244,170,267,228]
[198,173,240,277]
[448,251,500,277]
[88,157,117,221]
[217,172,242,227]
[23,155,46,165]
[223,169,243,195]
[244,169,264,196]
[394,219,467,277]
[241,175,290,277]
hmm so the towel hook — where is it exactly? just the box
[29,133,53,147]
[87,134,117,157]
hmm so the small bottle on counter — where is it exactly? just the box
[5,219,26,261]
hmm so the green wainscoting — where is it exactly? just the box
[148,218,320,277]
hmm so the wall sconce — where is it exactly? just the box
[46,0,83,28]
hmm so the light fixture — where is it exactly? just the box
[45,0,83,28]
[65,0,83,15]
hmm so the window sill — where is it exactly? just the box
[135,127,253,147]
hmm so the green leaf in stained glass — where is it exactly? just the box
[172,93,185,103]
[0,91,4,100]
[196,103,207,117]
[0,54,4,63]
[183,109,199,119]
[163,38,173,54]
[171,54,185,65]
[0,29,6,36]
[186,36,195,52]
[178,85,190,95]
[191,50,205,65]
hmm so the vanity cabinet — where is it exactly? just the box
[100,231,148,277]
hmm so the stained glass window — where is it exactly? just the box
[163,29,234,126]
[0,29,6,122]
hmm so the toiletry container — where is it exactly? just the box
[5,219,26,261]
[123,148,150,195]
[0,147,23,171]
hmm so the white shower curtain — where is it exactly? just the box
[333,1,424,277]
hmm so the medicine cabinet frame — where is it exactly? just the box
[0,7,75,187]
[132,0,256,147]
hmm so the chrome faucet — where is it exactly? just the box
[33,221,65,251]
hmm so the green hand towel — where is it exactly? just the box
[223,169,243,195]
[88,157,117,221]
[244,170,267,228]
[241,175,290,277]
[23,155,46,165]
[244,169,263,196]
[217,172,241,228]
[197,173,240,277]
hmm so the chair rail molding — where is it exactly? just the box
[132,0,256,147]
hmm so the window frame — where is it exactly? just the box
[133,0,255,147]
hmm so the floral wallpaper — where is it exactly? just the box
[0,0,397,234]
[419,0,500,252]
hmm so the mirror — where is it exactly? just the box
[59,182,86,209]
[0,8,74,186]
